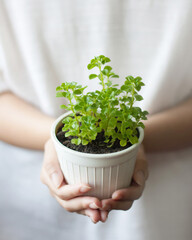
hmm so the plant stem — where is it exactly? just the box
[130,83,135,108]
[69,98,80,135]
[99,65,105,90]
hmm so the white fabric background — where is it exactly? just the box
[0,0,192,239]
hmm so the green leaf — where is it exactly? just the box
[121,85,133,92]
[99,55,105,58]
[82,139,89,145]
[138,122,145,129]
[102,69,109,75]
[87,64,95,70]
[135,86,141,91]
[61,83,66,88]
[56,91,70,98]
[135,94,143,101]
[56,86,63,91]
[104,66,112,72]
[71,138,81,145]
[111,99,119,106]
[141,110,149,120]
[60,104,68,109]
[106,81,112,87]
[108,117,117,127]
[74,89,82,95]
[111,74,119,78]
[56,92,64,97]
[129,136,138,144]
[65,131,72,137]
[126,76,134,81]
[120,139,127,147]
[104,57,111,63]
[62,116,72,124]
[89,74,97,80]
[74,104,82,111]
[126,129,133,135]
[143,110,149,115]
[135,76,142,81]
[120,85,127,91]
[62,125,70,132]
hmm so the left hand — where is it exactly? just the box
[100,145,148,220]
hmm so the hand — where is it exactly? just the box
[100,145,148,214]
[40,139,108,223]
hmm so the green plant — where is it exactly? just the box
[56,55,148,147]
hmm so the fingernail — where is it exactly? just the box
[101,211,108,223]
[51,172,61,188]
[89,202,99,209]
[91,218,97,224]
[112,192,122,200]
[80,186,92,193]
[135,171,145,186]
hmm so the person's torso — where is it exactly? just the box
[0,0,192,117]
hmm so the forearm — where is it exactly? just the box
[0,92,55,150]
[143,97,192,152]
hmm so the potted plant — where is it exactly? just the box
[51,55,148,199]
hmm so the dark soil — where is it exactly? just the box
[56,125,139,154]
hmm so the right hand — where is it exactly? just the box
[40,139,108,223]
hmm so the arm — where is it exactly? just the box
[100,97,192,213]
[0,91,103,222]
[143,97,192,152]
[0,91,54,150]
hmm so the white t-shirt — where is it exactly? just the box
[0,1,192,240]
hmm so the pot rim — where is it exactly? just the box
[51,111,144,159]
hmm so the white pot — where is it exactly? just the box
[51,112,144,199]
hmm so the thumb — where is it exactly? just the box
[43,139,64,189]
[133,145,148,186]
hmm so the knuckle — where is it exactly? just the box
[55,190,63,199]
[83,198,94,209]
[81,201,88,209]
[44,162,57,176]
[55,189,68,200]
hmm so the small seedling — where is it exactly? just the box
[56,55,148,147]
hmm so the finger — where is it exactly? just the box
[101,199,133,211]
[42,139,64,188]
[100,210,109,223]
[78,209,101,224]
[111,185,144,201]
[56,184,92,200]
[55,195,101,212]
[42,168,92,200]
[133,145,148,186]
